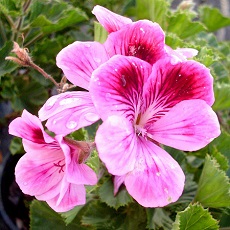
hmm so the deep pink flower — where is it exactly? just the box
[56,19,165,89]
[92,5,198,61]
[39,5,198,136]
[39,19,166,135]
[89,55,220,207]
[9,110,97,212]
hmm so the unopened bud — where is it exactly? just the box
[178,0,194,10]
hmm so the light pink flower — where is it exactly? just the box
[89,55,220,207]
[39,91,100,136]
[9,110,97,212]
[92,5,132,33]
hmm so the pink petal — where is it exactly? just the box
[38,91,100,135]
[46,181,86,212]
[56,41,109,89]
[67,164,97,185]
[90,55,152,121]
[15,147,65,200]
[104,20,166,64]
[140,58,215,124]
[114,175,125,195]
[95,115,137,176]
[9,110,54,144]
[125,137,185,207]
[149,100,220,151]
[175,48,198,58]
[57,136,97,185]
[164,45,198,62]
[92,5,132,33]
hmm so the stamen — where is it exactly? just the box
[53,160,65,173]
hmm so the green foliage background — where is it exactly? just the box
[0,0,230,229]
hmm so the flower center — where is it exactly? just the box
[135,114,147,138]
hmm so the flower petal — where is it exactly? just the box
[9,110,54,144]
[104,20,165,64]
[15,147,64,200]
[175,48,198,59]
[92,5,132,33]
[149,100,220,151]
[95,115,137,176]
[164,45,198,62]
[139,58,215,125]
[39,91,100,135]
[90,55,152,121]
[125,137,185,207]
[46,181,86,212]
[57,136,98,185]
[56,41,109,89]
[114,175,125,195]
[67,164,97,185]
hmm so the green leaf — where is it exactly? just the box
[167,11,206,39]
[94,22,108,43]
[174,174,197,205]
[98,177,133,210]
[9,137,24,155]
[211,147,229,172]
[29,1,88,35]
[0,41,17,78]
[199,6,230,32]
[172,203,219,230]
[194,46,218,67]
[213,83,230,110]
[60,205,85,226]
[147,208,173,230]
[165,32,184,49]
[210,130,230,160]
[11,76,48,113]
[30,200,89,230]
[136,0,169,29]
[211,61,230,82]
[85,150,101,175]
[81,200,146,230]
[194,155,230,208]
[70,128,88,141]
[81,200,124,229]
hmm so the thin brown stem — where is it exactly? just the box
[29,62,59,87]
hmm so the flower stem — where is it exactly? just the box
[29,62,59,87]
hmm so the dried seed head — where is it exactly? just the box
[5,42,32,66]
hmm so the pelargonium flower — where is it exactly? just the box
[39,19,166,135]
[92,5,198,61]
[39,5,198,136]
[89,55,220,207]
[9,110,97,212]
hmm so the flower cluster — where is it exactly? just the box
[9,5,220,212]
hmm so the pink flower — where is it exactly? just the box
[9,110,97,212]
[89,55,220,207]
[39,5,197,136]
[39,19,166,135]
[39,91,100,136]
[92,5,198,61]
